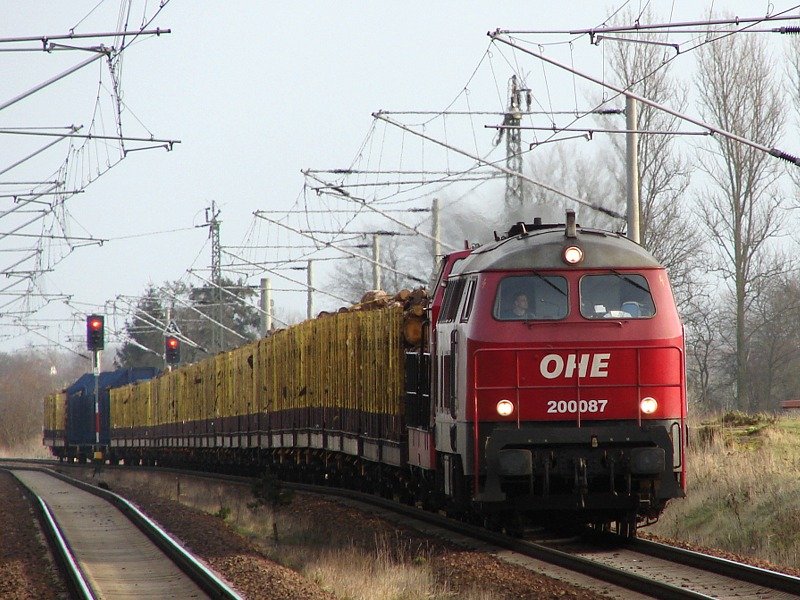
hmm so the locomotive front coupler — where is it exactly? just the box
[476,424,680,503]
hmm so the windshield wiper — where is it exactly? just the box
[609,269,650,294]
[530,270,567,296]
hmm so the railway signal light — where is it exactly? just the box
[86,314,104,351]
[165,335,180,364]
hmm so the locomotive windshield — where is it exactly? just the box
[493,274,568,320]
[580,273,655,319]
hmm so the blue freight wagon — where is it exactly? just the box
[62,367,158,461]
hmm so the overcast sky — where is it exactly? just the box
[0,0,794,354]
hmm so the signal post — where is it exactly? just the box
[86,314,105,462]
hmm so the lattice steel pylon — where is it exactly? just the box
[205,201,223,353]
[496,75,532,209]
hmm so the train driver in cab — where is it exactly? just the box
[511,292,532,318]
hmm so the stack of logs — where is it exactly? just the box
[318,287,429,348]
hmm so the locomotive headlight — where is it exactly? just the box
[496,399,515,417]
[640,397,658,414]
[563,245,584,265]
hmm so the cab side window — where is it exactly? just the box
[440,278,466,323]
[460,279,477,322]
[580,273,655,319]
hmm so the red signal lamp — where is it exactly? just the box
[86,314,105,351]
[165,335,181,364]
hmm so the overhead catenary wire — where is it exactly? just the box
[114,295,208,353]
[488,31,800,166]
[226,256,356,268]
[495,12,800,36]
[0,128,180,149]
[0,52,108,113]
[159,286,248,342]
[0,28,170,47]
[186,270,291,328]
[486,124,712,136]
[253,213,428,285]
[305,168,505,175]
[0,128,81,178]
[308,175,502,190]
[301,171,458,251]
[258,208,432,215]
[218,249,357,306]
[374,109,624,116]
[0,4,176,339]
[373,111,624,219]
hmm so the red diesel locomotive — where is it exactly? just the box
[45,210,686,536]
[413,210,686,532]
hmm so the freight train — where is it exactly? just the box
[44,211,687,535]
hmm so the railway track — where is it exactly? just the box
[294,481,800,599]
[532,530,800,599]
[4,466,242,600]
[16,461,800,599]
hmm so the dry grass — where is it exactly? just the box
[648,413,800,569]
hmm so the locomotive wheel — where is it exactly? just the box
[616,512,638,539]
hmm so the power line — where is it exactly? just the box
[253,214,428,285]
[0,28,170,46]
[489,32,800,167]
[495,13,800,36]
[487,124,712,136]
[301,171,458,251]
[373,109,624,116]
[373,111,624,219]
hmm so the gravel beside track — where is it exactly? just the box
[0,470,67,600]
[111,480,605,599]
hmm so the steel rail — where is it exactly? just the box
[15,467,243,600]
[630,537,800,595]
[3,468,95,599]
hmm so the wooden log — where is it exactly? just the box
[402,316,424,347]
[408,304,426,317]
[394,289,412,302]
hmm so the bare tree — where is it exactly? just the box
[0,350,85,454]
[682,291,730,412]
[603,10,705,311]
[695,31,788,410]
[741,257,800,410]
[327,230,430,303]
[786,36,800,191]
[527,143,619,230]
